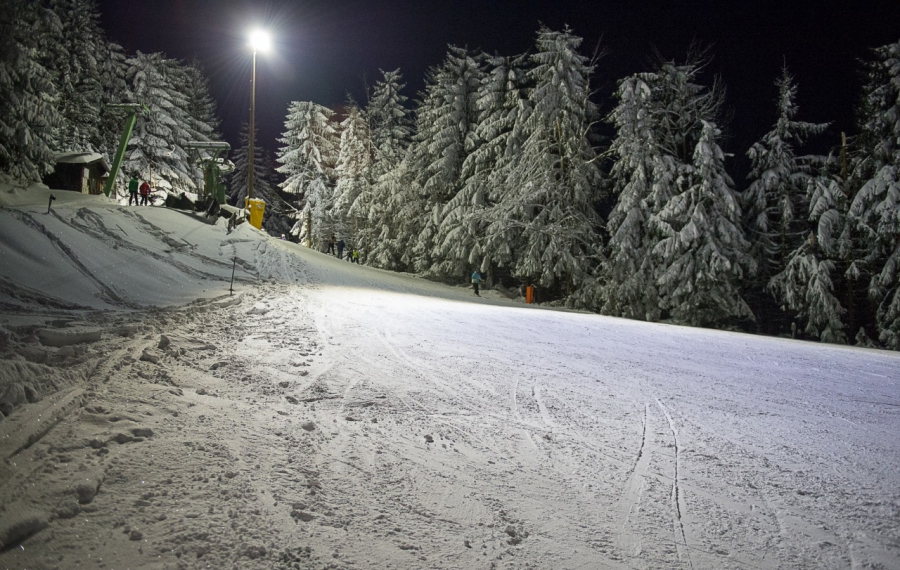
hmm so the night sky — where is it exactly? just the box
[98,0,900,178]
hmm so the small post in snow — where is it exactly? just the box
[47,194,56,214]
[229,257,237,295]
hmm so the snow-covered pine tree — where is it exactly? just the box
[604,57,753,326]
[169,59,224,189]
[652,117,754,326]
[181,60,220,143]
[367,69,412,178]
[407,46,483,274]
[487,27,603,307]
[365,157,417,270]
[276,101,338,246]
[123,52,200,197]
[433,53,529,282]
[602,71,664,320]
[363,69,412,268]
[0,0,61,181]
[43,0,106,153]
[849,38,900,349]
[743,67,828,331]
[770,174,849,343]
[94,40,129,162]
[333,103,373,248]
[229,122,293,235]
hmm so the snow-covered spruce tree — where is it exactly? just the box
[743,68,828,332]
[433,53,530,283]
[181,60,220,143]
[652,118,754,326]
[0,0,61,181]
[43,0,107,153]
[123,52,201,197]
[172,60,221,192]
[407,47,483,274]
[486,27,603,307]
[602,71,665,320]
[769,173,849,343]
[333,103,373,248]
[849,39,900,349]
[229,122,293,235]
[604,57,753,326]
[367,69,412,178]
[365,157,417,270]
[363,69,413,268]
[276,101,338,247]
[94,40,129,161]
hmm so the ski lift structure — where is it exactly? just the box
[184,141,234,204]
[102,103,148,198]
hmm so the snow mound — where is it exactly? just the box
[0,189,282,310]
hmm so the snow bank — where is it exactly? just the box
[0,181,269,310]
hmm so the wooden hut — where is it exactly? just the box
[42,152,110,195]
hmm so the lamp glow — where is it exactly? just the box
[249,29,271,53]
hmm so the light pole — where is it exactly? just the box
[248,29,270,201]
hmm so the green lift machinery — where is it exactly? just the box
[102,103,146,198]
[100,105,234,207]
[184,141,234,204]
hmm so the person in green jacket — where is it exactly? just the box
[128,175,139,206]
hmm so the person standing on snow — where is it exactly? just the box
[471,270,483,297]
[128,175,139,206]
[337,238,345,260]
[139,180,151,206]
[327,234,336,255]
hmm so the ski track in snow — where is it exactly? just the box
[0,203,899,569]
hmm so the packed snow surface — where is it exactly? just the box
[1,190,898,569]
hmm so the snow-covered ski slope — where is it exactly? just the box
[1,188,898,569]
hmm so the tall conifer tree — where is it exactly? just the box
[0,0,61,180]
[124,52,211,195]
[407,47,483,273]
[604,57,752,326]
[743,68,828,332]
[364,69,413,267]
[333,104,373,246]
[276,101,338,245]
[849,39,900,348]
[44,0,106,152]
[434,54,529,282]
[488,27,602,306]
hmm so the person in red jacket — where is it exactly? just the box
[139,181,151,206]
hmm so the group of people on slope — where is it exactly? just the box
[326,234,360,263]
[127,175,152,206]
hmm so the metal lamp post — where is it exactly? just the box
[248,30,270,202]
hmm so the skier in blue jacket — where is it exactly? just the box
[471,270,483,297]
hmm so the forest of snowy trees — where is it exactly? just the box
[2,0,899,350]
[0,0,220,197]
[275,29,900,350]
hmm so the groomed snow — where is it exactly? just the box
[1,191,898,569]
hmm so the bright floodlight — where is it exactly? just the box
[249,29,271,52]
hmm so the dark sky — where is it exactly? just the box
[98,0,900,178]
